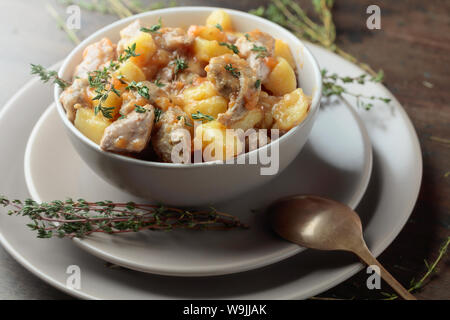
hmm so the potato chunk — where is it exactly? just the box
[89,90,123,120]
[182,81,228,120]
[264,57,297,96]
[195,120,243,161]
[193,38,234,62]
[128,32,156,67]
[272,88,310,131]
[228,108,263,131]
[115,60,146,83]
[206,9,233,31]
[188,25,227,42]
[74,108,112,145]
[274,39,295,68]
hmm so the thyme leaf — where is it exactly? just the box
[225,63,240,78]
[171,57,188,75]
[126,81,150,99]
[219,42,240,54]
[140,17,162,33]
[191,111,214,122]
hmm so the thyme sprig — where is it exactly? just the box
[140,17,163,33]
[380,237,450,300]
[171,57,188,75]
[118,43,140,63]
[322,69,391,110]
[30,64,70,90]
[250,0,380,78]
[58,0,176,17]
[0,195,247,239]
[126,81,150,99]
[87,43,140,118]
[225,64,240,78]
[134,104,147,113]
[46,3,80,45]
[154,78,166,88]
[219,42,240,54]
[191,111,214,122]
[88,63,121,119]
[310,236,450,300]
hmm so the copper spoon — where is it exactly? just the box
[269,195,416,300]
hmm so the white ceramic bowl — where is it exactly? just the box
[55,7,322,206]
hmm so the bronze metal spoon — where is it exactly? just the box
[269,195,416,300]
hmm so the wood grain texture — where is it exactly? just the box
[0,0,447,300]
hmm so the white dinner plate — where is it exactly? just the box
[0,43,422,299]
[24,96,371,276]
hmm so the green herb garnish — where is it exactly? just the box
[215,23,223,31]
[154,78,166,87]
[140,17,162,33]
[30,64,70,90]
[191,111,214,122]
[219,42,239,54]
[255,79,261,88]
[95,105,115,119]
[118,43,140,63]
[126,81,150,99]
[172,57,188,75]
[154,108,162,122]
[0,195,247,238]
[224,64,240,78]
[118,112,126,120]
[134,104,147,113]
[251,45,267,52]
[177,115,193,127]
[88,66,121,119]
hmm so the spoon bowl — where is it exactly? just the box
[270,195,365,252]
[269,195,417,300]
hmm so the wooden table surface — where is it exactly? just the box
[0,0,448,299]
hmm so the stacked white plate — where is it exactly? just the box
[0,39,421,298]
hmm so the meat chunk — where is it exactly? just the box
[117,20,141,56]
[235,30,275,57]
[235,30,275,82]
[152,107,192,162]
[153,27,193,52]
[59,78,90,122]
[100,104,155,153]
[206,54,260,127]
[119,89,150,116]
[74,38,116,79]
[120,80,170,115]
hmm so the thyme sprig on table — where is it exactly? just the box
[310,236,450,300]
[57,0,177,18]
[380,236,450,300]
[250,0,380,78]
[0,195,247,239]
[322,69,391,110]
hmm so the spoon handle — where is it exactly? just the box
[354,244,417,300]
